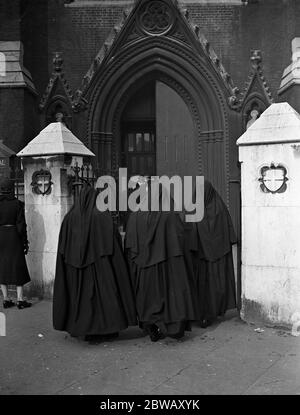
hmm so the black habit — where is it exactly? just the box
[53,185,137,337]
[0,193,30,286]
[125,185,196,337]
[190,180,237,324]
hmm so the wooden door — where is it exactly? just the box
[156,81,197,177]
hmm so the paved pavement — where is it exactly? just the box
[0,300,299,395]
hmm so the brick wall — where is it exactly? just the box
[0,0,45,149]
[20,0,49,95]
[186,0,298,99]
[47,0,127,93]
[0,87,39,152]
[1,0,299,102]
[0,0,20,41]
[1,0,300,149]
[0,89,25,152]
[41,0,300,100]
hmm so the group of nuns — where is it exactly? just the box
[53,179,237,343]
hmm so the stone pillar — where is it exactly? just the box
[278,38,300,114]
[237,102,300,327]
[17,122,95,298]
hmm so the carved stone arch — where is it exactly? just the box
[78,0,239,203]
[88,38,227,132]
[87,39,230,200]
[239,50,273,131]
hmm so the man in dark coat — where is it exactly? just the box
[125,180,196,341]
[190,180,237,327]
[52,184,137,341]
[0,177,31,309]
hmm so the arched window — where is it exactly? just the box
[46,100,72,129]
[243,98,268,131]
[245,101,261,129]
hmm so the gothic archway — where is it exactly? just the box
[88,41,230,200]
[76,0,239,203]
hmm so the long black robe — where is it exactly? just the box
[53,185,137,337]
[125,185,196,336]
[190,180,237,323]
[0,194,30,286]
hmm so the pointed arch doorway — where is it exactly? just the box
[121,80,196,178]
[78,0,242,212]
[77,0,242,309]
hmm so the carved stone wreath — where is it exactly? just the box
[138,1,174,36]
[259,163,288,194]
[31,169,53,196]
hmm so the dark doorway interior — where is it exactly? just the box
[122,122,156,178]
[120,80,197,179]
[121,82,156,178]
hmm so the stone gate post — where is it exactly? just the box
[17,122,95,298]
[237,102,300,327]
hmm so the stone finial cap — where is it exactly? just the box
[17,122,95,157]
[53,52,63,72]
[237,102,300,146]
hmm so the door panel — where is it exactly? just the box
[156,81,196,177]
[123,123,156,177]
[200,130,226,201]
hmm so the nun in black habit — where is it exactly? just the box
[0,177,31,309]
[190,180,237,327]
[53,184,137,340]
[125,180,196,341]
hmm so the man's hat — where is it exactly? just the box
[0,177,14,194]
